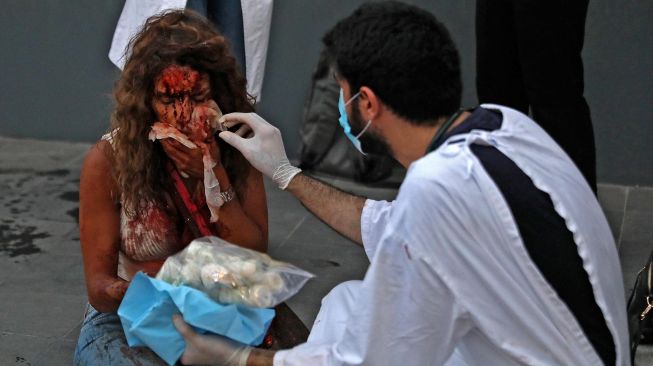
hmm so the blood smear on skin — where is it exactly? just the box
[183,103,216,142]
[160,65,200,94]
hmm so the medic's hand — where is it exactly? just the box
[173,315,252,366]
[218,113,301,189]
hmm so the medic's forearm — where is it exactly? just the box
[286,173,365,245]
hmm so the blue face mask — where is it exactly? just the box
[338,89,372,155]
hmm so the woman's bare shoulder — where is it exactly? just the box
[82,140,114,172]
[81,140,119,198]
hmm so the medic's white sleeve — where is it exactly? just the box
[360,199,394,261]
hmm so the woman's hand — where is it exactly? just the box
[161,136,221,178]
[206,137,221,164]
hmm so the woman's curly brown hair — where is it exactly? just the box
[110,9,254,217]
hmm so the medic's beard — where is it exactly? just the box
[350,105,393,157]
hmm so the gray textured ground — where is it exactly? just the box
[0,136,651,365]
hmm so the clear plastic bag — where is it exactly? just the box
[156,237,314,308]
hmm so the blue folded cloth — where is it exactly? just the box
[118,272,275,365]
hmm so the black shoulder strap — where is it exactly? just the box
[425,108,465,154]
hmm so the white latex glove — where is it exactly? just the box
[173,314,252,366]
[218,113,301,190]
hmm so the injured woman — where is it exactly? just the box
[74,10,271,365]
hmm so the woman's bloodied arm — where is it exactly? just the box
[211,162,268,253]
[79,140,129,313]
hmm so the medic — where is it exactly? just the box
[174,2,629,365]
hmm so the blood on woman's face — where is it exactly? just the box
[151,64,211,128]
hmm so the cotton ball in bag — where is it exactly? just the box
[239,259,258,279]
[184,242,217,265]
[200,263,229,289]
[203,263,244,289]
[218,289,243,305]
[184,242,204,259]
[219,257,240,273]
[225,258,258,281]
[247,284,274,308]
[248,248,270,263]
[260,271,284,293]
[180,262,202,288]
[249,265,273,284]
[214,252,236,264]
[189,248,216,266]
[156,260,183,285]
[266,259,287,270]
[207,286,230,303]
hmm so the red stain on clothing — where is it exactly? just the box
[403,244,412,260]
[122,201,180,261]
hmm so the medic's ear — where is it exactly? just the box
[358,86,381,121]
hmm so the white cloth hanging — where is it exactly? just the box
[240,0,273,101]
[108,0,272,100]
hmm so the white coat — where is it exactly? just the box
[275,105,629,365]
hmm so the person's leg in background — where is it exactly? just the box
[511,0,596,192]
[186,0,247,75]
[476,0,529,114]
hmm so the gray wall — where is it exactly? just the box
[0,1,651,186]
[0,1,122,142]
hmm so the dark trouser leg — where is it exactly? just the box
[187,0,247,75]
[206,0,247,76]
[476,0,529,113]
[511,0,596,192]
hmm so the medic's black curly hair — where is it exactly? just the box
[323,1,462,125]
